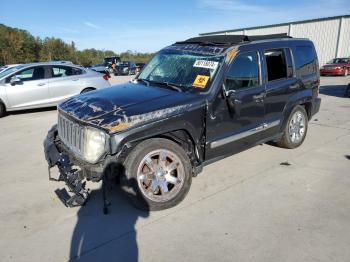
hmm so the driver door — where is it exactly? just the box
[5,66,50,109]
[205,50,266,160]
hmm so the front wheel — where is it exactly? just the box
[121,138,192,211]
[0,102,6,118]
[277,105,308,149]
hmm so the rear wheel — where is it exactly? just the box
[277,105,308,149]
[121,138,192,211]
[81,88,95,93]
[0,102,6,118]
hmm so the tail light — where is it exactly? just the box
[102,74,109,81]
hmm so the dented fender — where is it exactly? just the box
[109,103,206,160]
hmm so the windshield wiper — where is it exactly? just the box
[148,80,183,92]
[137,78,150,86]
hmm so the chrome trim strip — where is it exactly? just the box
[210,119,281,149]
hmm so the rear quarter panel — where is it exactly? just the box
[79,73,111,91]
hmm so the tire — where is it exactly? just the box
[345,84,350,98]
[121,138,192,211]
[277,105,308,149]
[81,88,95,93]
[0,102,6,118]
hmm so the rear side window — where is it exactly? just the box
[264,49,287,81]
[51,66,83,78]
[225,51,260,91]
[294,46,317,76]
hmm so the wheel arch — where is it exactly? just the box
[116,128,200,168]
[0,97,7,109]
[81,87,96,93]
[280,90,312,132]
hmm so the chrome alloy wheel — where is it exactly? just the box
[137,149,185,202]
[289,111,306,144]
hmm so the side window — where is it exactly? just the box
[225,51,260,91]
[294,46,316,76]
[51,66,83,78]
[7,66,46,83]
[72,67,84,75]
[264,49,287,81]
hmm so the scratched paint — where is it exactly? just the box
[104,104,191,133]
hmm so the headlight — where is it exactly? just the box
[84,128,107,163]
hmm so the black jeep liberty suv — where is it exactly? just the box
[44,34,321,211]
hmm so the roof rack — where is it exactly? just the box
[176,33,291,46]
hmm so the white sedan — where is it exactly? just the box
[0,62,111,117]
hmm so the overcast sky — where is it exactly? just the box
[1,0,349,53]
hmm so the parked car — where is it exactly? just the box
[320,57,350,76]
[115,61,137,75]
[136,63,145,73]
[44,34,321,211]
[0,62,111,117]
[104,56,121,66]
[104,56,121,73]
[89,63,110,76]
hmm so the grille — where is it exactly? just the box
[57,113,86,157]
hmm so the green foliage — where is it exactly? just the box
[120,50,154,63]
[0,24,154,66]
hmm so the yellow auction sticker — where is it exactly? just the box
[192,75,210,88]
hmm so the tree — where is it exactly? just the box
[0,23,154,66]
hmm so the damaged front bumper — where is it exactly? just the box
[43,125,108,207]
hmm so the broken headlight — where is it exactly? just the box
[84,127,107,163]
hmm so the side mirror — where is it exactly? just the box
[223,79,236,102]
[10,76,21,86]
[223,80,237,114]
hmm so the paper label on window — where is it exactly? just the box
[192,75,210,88]
[193,60,218,70]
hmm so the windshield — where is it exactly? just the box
[137,50,224,92]
[328,58,349,64]
[0,65,24,79]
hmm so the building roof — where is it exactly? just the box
[200,14,350,36]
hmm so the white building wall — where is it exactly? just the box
[245,25,289,36]
[291,19,340,65]
[201,15,350,66]
[338,17,350,58]
[226,30,244,35]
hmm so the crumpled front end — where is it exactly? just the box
[43,124,109,207]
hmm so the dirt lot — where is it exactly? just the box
[0,75,349,262]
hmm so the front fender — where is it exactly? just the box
[109,105,205,156]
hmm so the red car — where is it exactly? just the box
[320,57,350,76]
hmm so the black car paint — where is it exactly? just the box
[47,38,320,180]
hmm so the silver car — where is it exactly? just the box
[0,62,111,117]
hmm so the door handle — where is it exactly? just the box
[72,78,79,81]
[253,93,265,101]
[37,83,46,86]
[290,83,300,89]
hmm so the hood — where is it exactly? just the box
[59,81,201,133]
